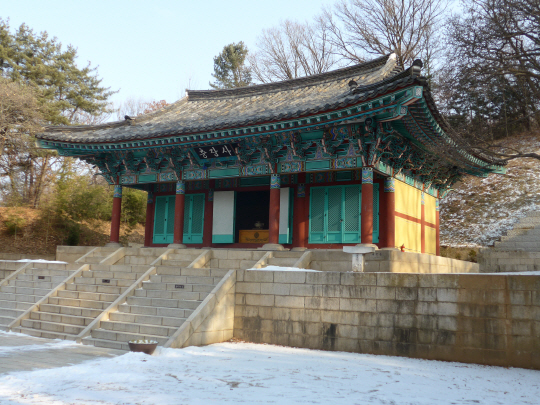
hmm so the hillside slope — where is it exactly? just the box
[0,207,144,255]
[440,132,540,247]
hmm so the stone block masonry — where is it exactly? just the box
[234,270,540,370]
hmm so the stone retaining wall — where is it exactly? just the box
[309,249,478,273]
[234,270,540,369]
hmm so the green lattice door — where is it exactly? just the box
[343,185,362,242]
[309,185,362,243]
[153,195,175,244]
[183,194,205,244]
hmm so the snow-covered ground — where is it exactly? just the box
[0,340,539,405]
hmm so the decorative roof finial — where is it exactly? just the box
[411,59,423,77]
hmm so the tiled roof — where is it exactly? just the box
[37,55,401,143]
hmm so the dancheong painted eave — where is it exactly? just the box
[35,54,506,178]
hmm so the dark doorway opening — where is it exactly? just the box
[235,190,270,242]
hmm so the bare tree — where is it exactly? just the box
[116,97,149,120]
[446,0,540,115]
[436,0,540,164]
[249,19,339,83]
[321,0,448,68]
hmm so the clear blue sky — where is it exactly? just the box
[2,0,332,107]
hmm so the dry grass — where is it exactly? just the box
[0,207,144,255]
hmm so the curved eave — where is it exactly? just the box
[35,64,504,177]
[403,79,506,176]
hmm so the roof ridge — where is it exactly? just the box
[187,54,396,101]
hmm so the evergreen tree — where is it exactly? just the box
[209,42,252,89]
[0,18,115,125]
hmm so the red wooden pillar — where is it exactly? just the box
[361,167,373,244]
[109,185,122,245]
[293,173,307,248]
[304,184,311,246]
[203,187,214,247]
[144,191,154,247]
[421,192,426,253]
[171,181,186,248]
[383,177,396,248]
[436,199,440,256]
[268,174,281,245]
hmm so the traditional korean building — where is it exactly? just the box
[36,54,504,255]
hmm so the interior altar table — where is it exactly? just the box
[239,230,269,244]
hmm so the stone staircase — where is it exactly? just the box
[480,210,540,272]
[12,264,151,339]
[264,251,304,268]
[0,246,295,349]
[0,262,79,330]
[82,265,227,350]
[77,246,120,264]
[160,250,204,268]
[494,210,540,252]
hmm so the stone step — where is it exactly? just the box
[154,268,228,277]
[0,286,52,296]
[272,251,304,258]
[74,277,136,288]
[109,311,186,328]
[82,337,128,351]
[152,275,222,285]
[81,271,141,280]
[14,275,66,284]
[166,252,201,261]
[48,296,110,310]
[82,256,107,264]
[0,307,24,319]
[500,235,540,243]
[147,277,216,291]
[0,299,33,310]
[134,288,210,300]
[40,303,102,318]
[494,241,540,250]
[506,228,532,237]
[0,315,14,326]
[100,320,177,337]
[126,296,202,309]
[30,269,72,277]
[118,304,193,319]
[56,289,117,302]
[160,260,193,267]
[91,328,170,345]
[267,257,299,266]
[8,280,56,289]
[30,310,93,326]
[66,283,124,294]
[12,326,77,341]
[89,264,151,272]
[0,292,42,303]
[20,318,85,335]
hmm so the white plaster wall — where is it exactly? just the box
[213,191,236,236]
[279,187,290,236]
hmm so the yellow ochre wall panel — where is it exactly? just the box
[395,181,421,219]
[425,194,437,225]
[425,226,437,255]
[395,217,421,253]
